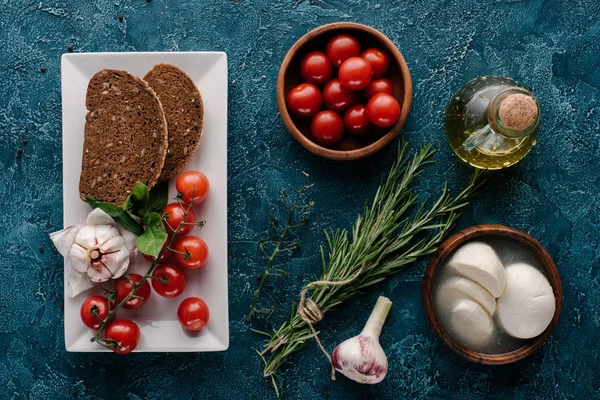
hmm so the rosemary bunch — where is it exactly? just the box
[258,141,484,392]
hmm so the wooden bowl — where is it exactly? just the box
[422,224,562,364]
[277,22,413,160]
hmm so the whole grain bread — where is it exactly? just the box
[143,64,204,182]
[79,69,168,205]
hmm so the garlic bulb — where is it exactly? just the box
[331,296,392,384]
[50,208,138,298]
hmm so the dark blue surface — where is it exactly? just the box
[1,0,600,399]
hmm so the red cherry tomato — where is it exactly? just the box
[104,319,140,355]
[344,105,371,135]
[338,57,372,90]
[178,297,210,331]
[173,236,209,269]
[365,78,394,99]
[80,296,112,330]
[361,48,390,79]
[151,264,187,298]
[322,79,356,112]
[326,34,361,68]
[176,171,209,206]
[366,93,401,128]
[310,111,344,146]
[115,274,151,309]
[286,83,322,118]
[163,203,196,237]
[143,241,173,264]
[300,51,333,85]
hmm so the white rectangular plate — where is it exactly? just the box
[61,52,228,352]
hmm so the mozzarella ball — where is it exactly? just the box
[447,241,506,297]
[436,276,497,316]
[497,263,555,339]
[450,299,494,348]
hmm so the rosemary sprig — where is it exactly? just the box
[247,172,314,321]
[258,141,484,391]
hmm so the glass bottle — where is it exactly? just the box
[445,76,540,170]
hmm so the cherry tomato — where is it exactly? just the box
[173,236,209,269]
[322,79,356,112]
[365,78,394,99]
[361,48,390,79]
[151,264,187,298]
[178,297,210,331]
[286,83,322,118]
[104,319,140,355]
[338,57,372,90]
[344,105,371,135]
[176,171,209,206]
[80,296,112,330]
[326,34,361,68]
[366,93,401,128]
[310,111,344,146]
[300,51,333,85]
[163,203,196,237]
[143,241,173,264]
[115,274,151,309]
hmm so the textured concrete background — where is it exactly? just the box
[1,0,599,399]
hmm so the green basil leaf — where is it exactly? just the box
[147,180,169,215]
[84,195,145,236]
[123,182,150,221]
[136,212,168,258]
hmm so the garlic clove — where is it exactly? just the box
[99,233,125,253]
[49,225,83,257]
[75,225,99,250]
[117,227,139,260]
[86,208,116,225]
[95,225,120,249]
[69,244,91,273]
[87,259,116,282]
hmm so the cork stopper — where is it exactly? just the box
[498,94,538,131]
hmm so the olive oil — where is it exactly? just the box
[445,76,540,170]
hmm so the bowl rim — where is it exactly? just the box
[422,224,563,365]
[277,22,413,160]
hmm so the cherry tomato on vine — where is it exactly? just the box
[151,264,187,298]
[178,297,210,331]
[366,93,401,128]
[173,236,209,269]
[322,79,356,113]
[143,241,173,264]
[338,57,372,90]
[176,171,210,206]
[365,78,394,99]
[80,296,112,330]
[344,105,371,135]
[115,274,151,309]
[361,48,390,79]
[104,319,140,355]
[286,83,322,118]
[300,51,333,85]
[163,203,196,237]
[326,34,361,68]
[310,111,344,146]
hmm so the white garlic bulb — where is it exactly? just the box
[50,208,138,297]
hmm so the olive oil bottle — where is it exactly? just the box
[445,76,540,170]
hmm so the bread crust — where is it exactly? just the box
[79,69,168,205]
[144,64,204,182]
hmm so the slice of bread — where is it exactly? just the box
[143,64,204,182]
[79,69,168,205]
